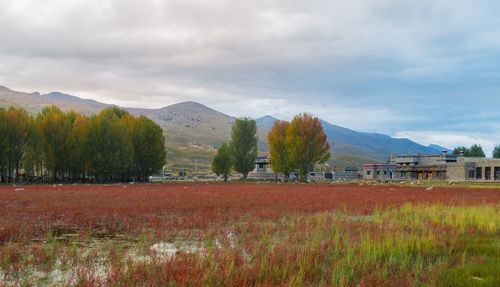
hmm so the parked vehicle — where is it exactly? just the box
[148,172,171,182]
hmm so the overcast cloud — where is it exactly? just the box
[0,0,499,154]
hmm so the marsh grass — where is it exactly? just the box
[0,204,498,286]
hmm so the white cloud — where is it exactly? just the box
[0,0,499,144]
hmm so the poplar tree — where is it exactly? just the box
[68,112,90,181]
[4,108,31,182]
[286,113,330,182]
[87,107,133,182]
[0,105,166,183]
[38,106,71,182]
[230,118,258,180]
[0,108,7,182]
[267,120,294,181]
[129,115,166,181]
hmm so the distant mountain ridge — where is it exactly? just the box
[0,85,448,169]
[427,144,453,153]
[0,85,108,115]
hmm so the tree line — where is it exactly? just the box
[494,145,500,159]
[0,106,166,183]
[212,113,331,182]
[452,144,500,158]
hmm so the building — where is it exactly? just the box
[389,152,457,180]
[447,157,500,181]
[248,155,277,180]
[363,164,397,180]
[363,152,500,182]
[333,167,360,180]
[249,155,331,181]
[308,172,328,181]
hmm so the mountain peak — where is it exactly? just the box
[166,101,209,109]
[255,115,278,130]
[428,144,452,153]
[259,115,277,121]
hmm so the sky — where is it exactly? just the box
[0,0,499,155]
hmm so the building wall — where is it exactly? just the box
[334,171,359,180]
[446,157,500,181]
[394,165,447,181]
[363,164,397,180]
[389,154,457,166]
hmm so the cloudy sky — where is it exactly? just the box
[1,0,499,154]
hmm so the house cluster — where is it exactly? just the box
[248,155,359,181]
[363,151,500,182]
[250,151,500,182]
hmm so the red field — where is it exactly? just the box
[1,183,499,243]
[1,183,499,286]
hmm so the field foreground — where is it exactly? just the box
[0,183,499,286]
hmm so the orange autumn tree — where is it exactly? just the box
[267,120,294,181]
[286,113,330,182]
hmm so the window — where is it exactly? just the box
[384,170,387,175]
[469,171,475,179]
[376,171,380,175]
[495,167,500,181]
[485,167,491,180]
[367,171,371,175]
[258,163,264,169]
[476,167,482,180]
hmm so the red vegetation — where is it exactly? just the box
[1,183,499,242]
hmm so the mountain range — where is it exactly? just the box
[0,85,449,172]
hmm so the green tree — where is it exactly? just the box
[38,106,72,182]
[1,104,166,183]
[3,108,31,182]
[230,118,258,180]
[87,107,133,182]
[212,142,233,181]
[23,116,43,181]
[492,145,500,158]
[287,113,330,182]
[68,112,90,181]
[129,115,166,181]
[468,144,485,157]
[452,146,467,156]
[0,108,8,182]
[267,120,294,181]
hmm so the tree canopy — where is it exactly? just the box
[0,105,166,183]
[0,107,30,182]
[266,114,330,182]
[267,120,294,181]
[493,145,500,159]
[211,142,233,181]
[229,118,258,179]
[453,144,485,157]
[286,113,330,181]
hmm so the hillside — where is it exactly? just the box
[0,86,107,115]
[128,102,235,147]
[0,85,446,172]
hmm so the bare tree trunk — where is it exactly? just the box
[15,161,20,183]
